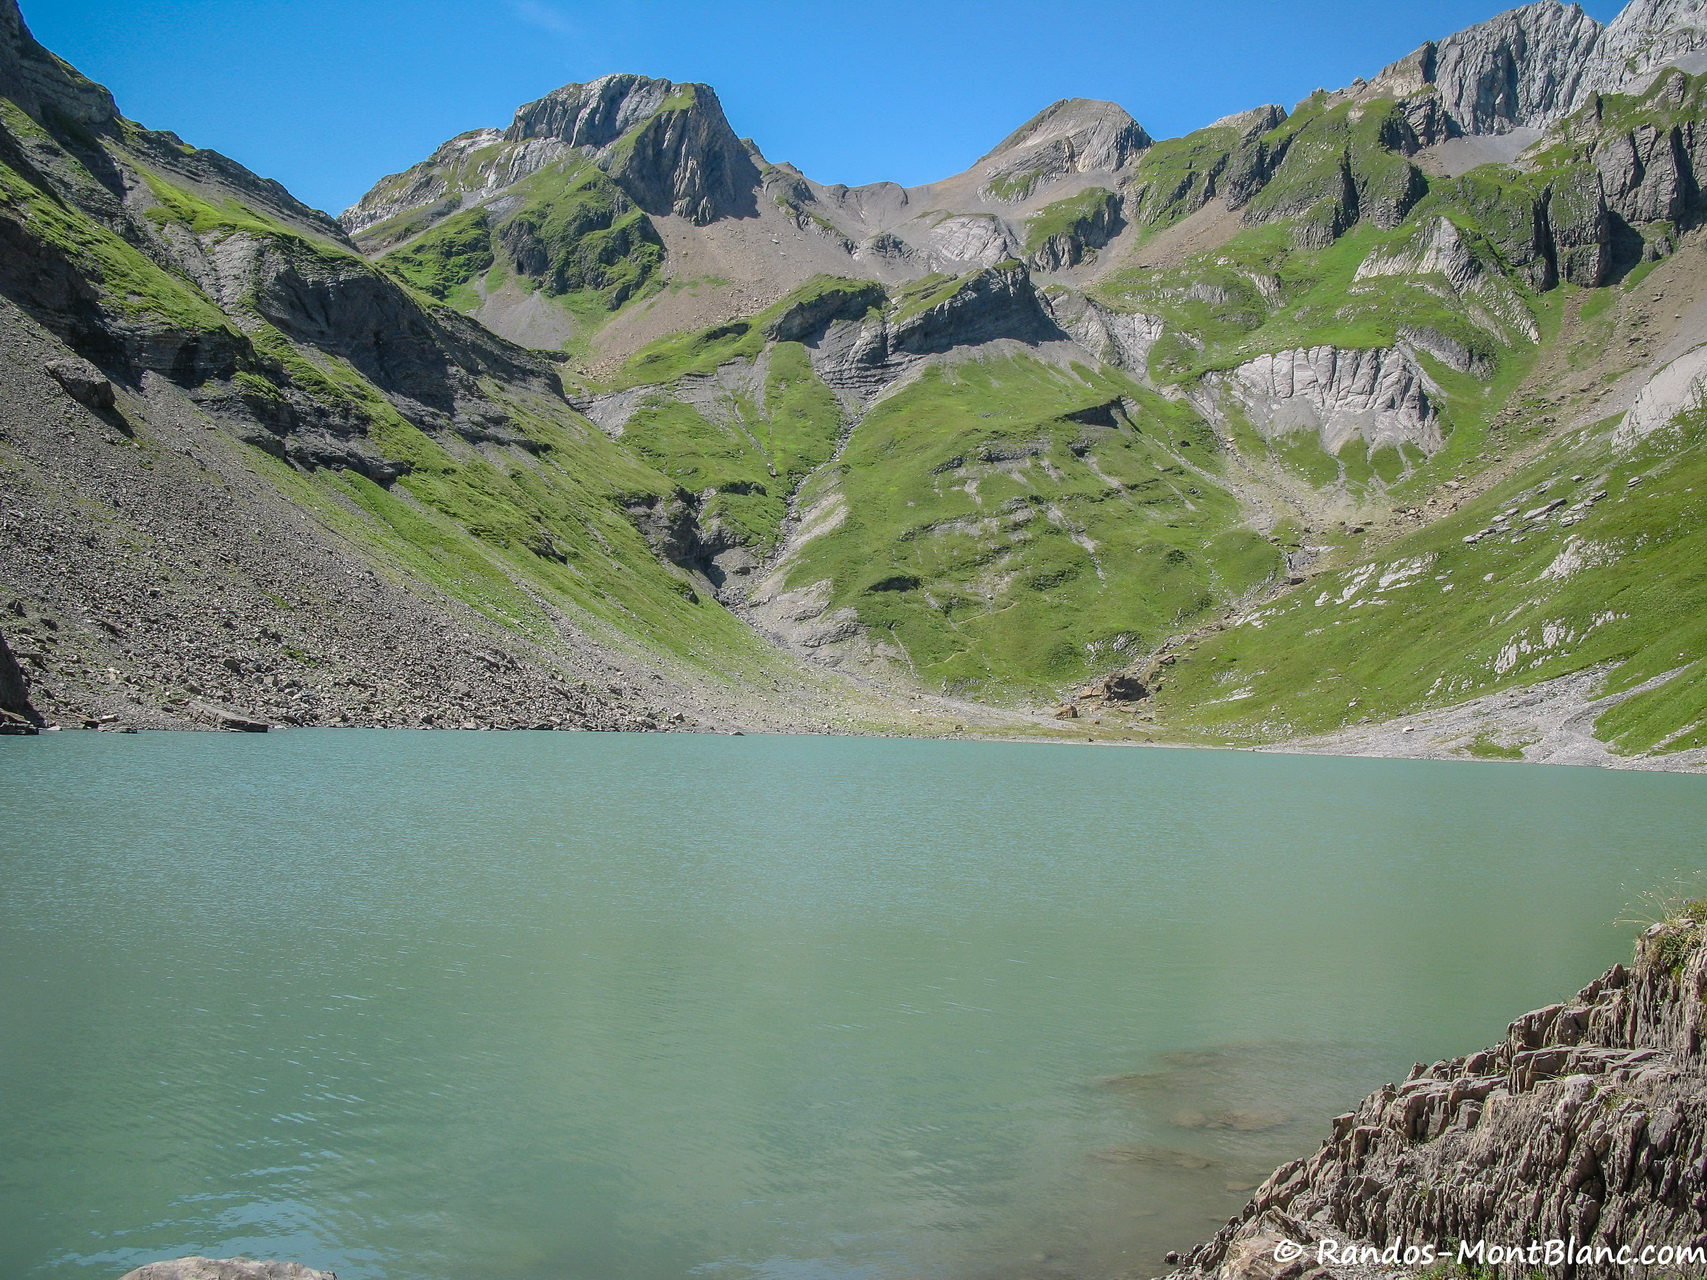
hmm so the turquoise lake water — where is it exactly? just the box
[1,731,1704,1280]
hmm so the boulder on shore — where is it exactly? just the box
[0,631,41,732]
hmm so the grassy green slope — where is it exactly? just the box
[779,355,1281,698]
[1089,75,1707,754]
[376,157,665,346]
[617,341,843,553]
[1153,402,1707,755]
[143,187,789,679]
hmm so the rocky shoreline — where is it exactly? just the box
[1166,908,1707,1280]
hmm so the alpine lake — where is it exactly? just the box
[3,730,1704,1280]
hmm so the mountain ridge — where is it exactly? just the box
[2,0,1706,767]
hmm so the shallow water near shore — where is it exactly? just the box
[2,732,1704,1280]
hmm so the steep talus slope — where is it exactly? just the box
[1170,906,1707,1280]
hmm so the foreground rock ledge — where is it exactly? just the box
[120,1260,334,1280]
[1169,912,1707,1280]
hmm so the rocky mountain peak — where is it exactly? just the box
[343,67,759,245]
[506,73,693,149]
[981,98,1151,169]
[1209,104,1287,135]
[1358,0,1707,137]
[975,98,1151,201]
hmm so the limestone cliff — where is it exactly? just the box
[975,98,1153,202]
[1212,346,1446,457]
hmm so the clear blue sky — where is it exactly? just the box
[22,0,1624,216]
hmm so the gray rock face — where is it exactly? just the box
[118,1259,334,1280]
[1597,0,1707,97]
[506,73,679,152]
[1597,118,1692,223]
[1026,188,1123,271]
[1420,0,1606,135]
[772,263,1067,404]
[888,262,1061,356]
[762,281,887,343]
[1215,346,1446,456]
[532,79,759,224]
[44,355,115,411]
[1172,917,1707,1280]
[0,0,116,130]
[916,213,1023,272]
[1615,340,1707,446]
[1041,292,1165,372]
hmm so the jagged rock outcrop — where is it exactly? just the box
[0,0,116,129]
[799,263,1067,401]
[1550,167,1617,284]
[1597,120,1693,225]
[118,1259,334,1280]
[1615,340,1707,446]
[622,491,718,580]
[1559,68,1707,244]
[343,73,757,242]
[1361,0,1707,139]
[1124,106,1289,230]
[889,262,1061,355]
[917,214,1023,271]
[1594,0,1707,98]
[519,77,760,224]
[762,280,886,342]
[976,98,1152,201]
[1041,292,1165,372]
[1172,912,1707,1280]
[1386,1,1606,136]
[1215,346,1445,455]
[1355,216,1484,292]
